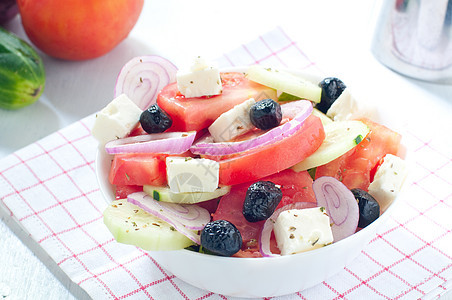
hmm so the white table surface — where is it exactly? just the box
[1,1,452,299]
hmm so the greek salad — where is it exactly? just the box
[92,56,407,258]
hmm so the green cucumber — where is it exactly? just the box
[312,108,333,126]
[0,27,45,110]
[144,185,231,204]
[245,65,321,103]
[291,120,370,172]
[103,199,194,251]
[278,92,300,102]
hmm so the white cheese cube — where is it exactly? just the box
[326,89,376,121]
[91,94,142,145]
[368,154,408,212]
[208,98,256,142]
[274,207,333,255]
[166,157,220,193]
[176,57,222,98]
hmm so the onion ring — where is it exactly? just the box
[312,176,359,242]
[105,131,196,154]
[114,55,177,110]
[127,192,211,244]
[190,100,313,156]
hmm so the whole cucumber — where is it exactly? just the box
[0,27,45,109]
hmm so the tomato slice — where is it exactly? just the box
[315,118,402,191]
[205,115,325,186]
[212,169,316,257]
[114,185,143,199]
[157,72,277,132]
[109,153,168,186]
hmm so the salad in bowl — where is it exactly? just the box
[93,55,407,297]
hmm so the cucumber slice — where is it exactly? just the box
[246,65,321,103]
[103,199,195,251]
[312,108,333,126]
[291,120,370,172]
[143,185,231,204]
[278,92,300,102]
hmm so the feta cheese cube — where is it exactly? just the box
[166,157,220,193]
[176,57,222,98]
[368,154,408,212]
[91,94,142,145]
[274,207,333,255]
[326,89,376,121]
[208,98,256,142]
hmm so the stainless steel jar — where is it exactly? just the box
[371,0,452,83]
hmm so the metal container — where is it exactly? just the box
[371,0,452,83]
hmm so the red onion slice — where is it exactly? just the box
[312,176,359,242]
[259,201,318,257]
[114,55,178,110]
[127,192,211,244]
[105,131,196,154]
[190,100,313,156]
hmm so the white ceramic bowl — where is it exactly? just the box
[96,67,405,298]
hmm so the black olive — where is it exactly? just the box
[200,220,242,256]
[249,98,282,130]
[351,188,380,228]
[139,104,172,133]
[316,77,346,114]
[243,181,282,222]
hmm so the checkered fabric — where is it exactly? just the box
[1,27,451,300]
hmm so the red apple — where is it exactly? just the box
[17,0,144,60]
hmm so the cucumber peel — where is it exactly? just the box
[278,92,300,102]
[291,120,370,172]
[143,185,231,204]
[246,65,321,103]
[103,199,195,251]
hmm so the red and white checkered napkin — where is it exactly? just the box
[1,27,452,300]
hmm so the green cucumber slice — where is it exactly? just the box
[312,108,333,126]
[278,92,300,102]
[291,120,370,172]
[143,185,231,204]
[246,65,321,103]
[103,199,194,251]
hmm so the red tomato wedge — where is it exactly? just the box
[212,169,316,258]
[157,72,277,132]
[315,118,402,191]
[109,151,194,187]
[109,153,168,186]
[204,115,325,186]
[114,185,143,200]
